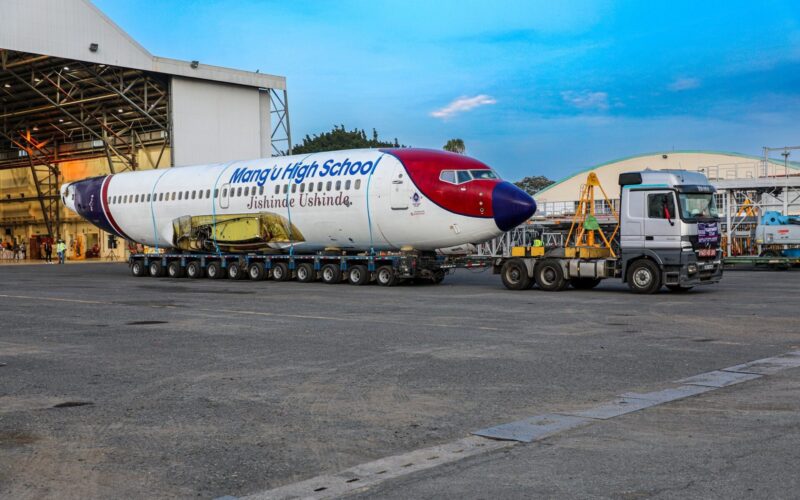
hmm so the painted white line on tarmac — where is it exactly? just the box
[238,349,800,500]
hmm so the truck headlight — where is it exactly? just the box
[687,264,698,274]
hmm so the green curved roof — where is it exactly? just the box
[536,150,800,196]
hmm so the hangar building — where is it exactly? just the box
[534,150,800,256]
[1,0,291,261]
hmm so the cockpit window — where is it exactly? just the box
[470,170,497,180]
[456,171,472,184]
[440,170,457,184]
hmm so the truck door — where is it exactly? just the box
[390,164,409,210]
[644,191,681,249]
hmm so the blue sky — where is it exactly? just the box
[95,0,800,182]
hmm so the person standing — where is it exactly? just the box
[44,239,53,263]
[19,241,26,260]
[56,239,67,264]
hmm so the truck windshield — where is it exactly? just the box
[678,193,718,220]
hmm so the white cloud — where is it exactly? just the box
[560,90,609,110]
[668,77,701,91]
[430,94,497,119]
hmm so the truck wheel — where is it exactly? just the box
[321,263,342,284]
[431,269,445,284]
[248,262,266,280]
[227,261,246,280]
[167,261,184,278]
[148,260,165,277]
[296,263,317,282]
[376,265,397,287]
[535,259,568,291]
[569,278,601,290]
[186,260,204,279]
[131,259,146,277]
[348,265,371,285]
[500,259,531,290]
[667,285,693,293]
[272,262,291,282]
[206,261,223,279]
[627,259,661,294]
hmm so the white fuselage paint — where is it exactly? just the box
[95,150,500,252]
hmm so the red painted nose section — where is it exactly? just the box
[380,148,499,218]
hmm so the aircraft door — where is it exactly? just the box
[390,164,409,210]
[219,183,231,210]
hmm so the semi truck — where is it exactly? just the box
[496,170,724,293]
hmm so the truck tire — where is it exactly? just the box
[227,261,246,280]
[570,278,601,290]
[248,262,266,280]
[376,265,397,287]
[666,285,693,293]
[167,261,184,278]
[148,260,165,277]
[186,260,204,279]
[321,263,342,284]
[296,263,317,283]
[431,269,446,284]
[348,265,371,285]
[627,259,661,294]
[500,259,531,290]
[272,262,291,282]
[206,261,223,279]
[535,259,568,291]
[131,259,146,277]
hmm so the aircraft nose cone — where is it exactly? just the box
[492,181,536,231]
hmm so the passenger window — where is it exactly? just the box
[147,193,151,202]
[283,184,288,194]
[179,192,184,200]
[134,194,139,203]
[326,181,332,191]
[648,193,676,219]
[309,182,314,193]
[274,185,280,195]
[457,171,472,184]
[206,189,211,198]
[291,184,297,193]
[355,179,361,190]
[335,180,341,190]
[189,191,194,200]
[345,180,351,190]
[243,187,249,197]
[258,186,263,195]
[214,189,219,198]
[236,187,242,197]
[171,192,176,201]
[318,182,323,192]
[440,170,456,184]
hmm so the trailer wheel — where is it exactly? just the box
[321,263,342,284]
[248,262,266,280]
[206,261,224,279]
[186,260,204,279]
[569,278,601,290]
[148,260,165,277]
[501,259,531,290]
[348,265,371,286]
[167,261,184,278]
[535,259,567,291]
[431,269,446,284]
[131,259,147,277]
[272,262,291,282]
[376,265,397,287]
[666,285,693,293]
[227,261,246,280]
[296,263,317,283]
[627,259,661,294]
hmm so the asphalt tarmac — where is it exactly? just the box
[0,263,798,499]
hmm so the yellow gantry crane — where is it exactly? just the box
[564,172,620,259]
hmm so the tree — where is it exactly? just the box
[290,125,402,154]
[514,175,554,196]
[443,138,465,154]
